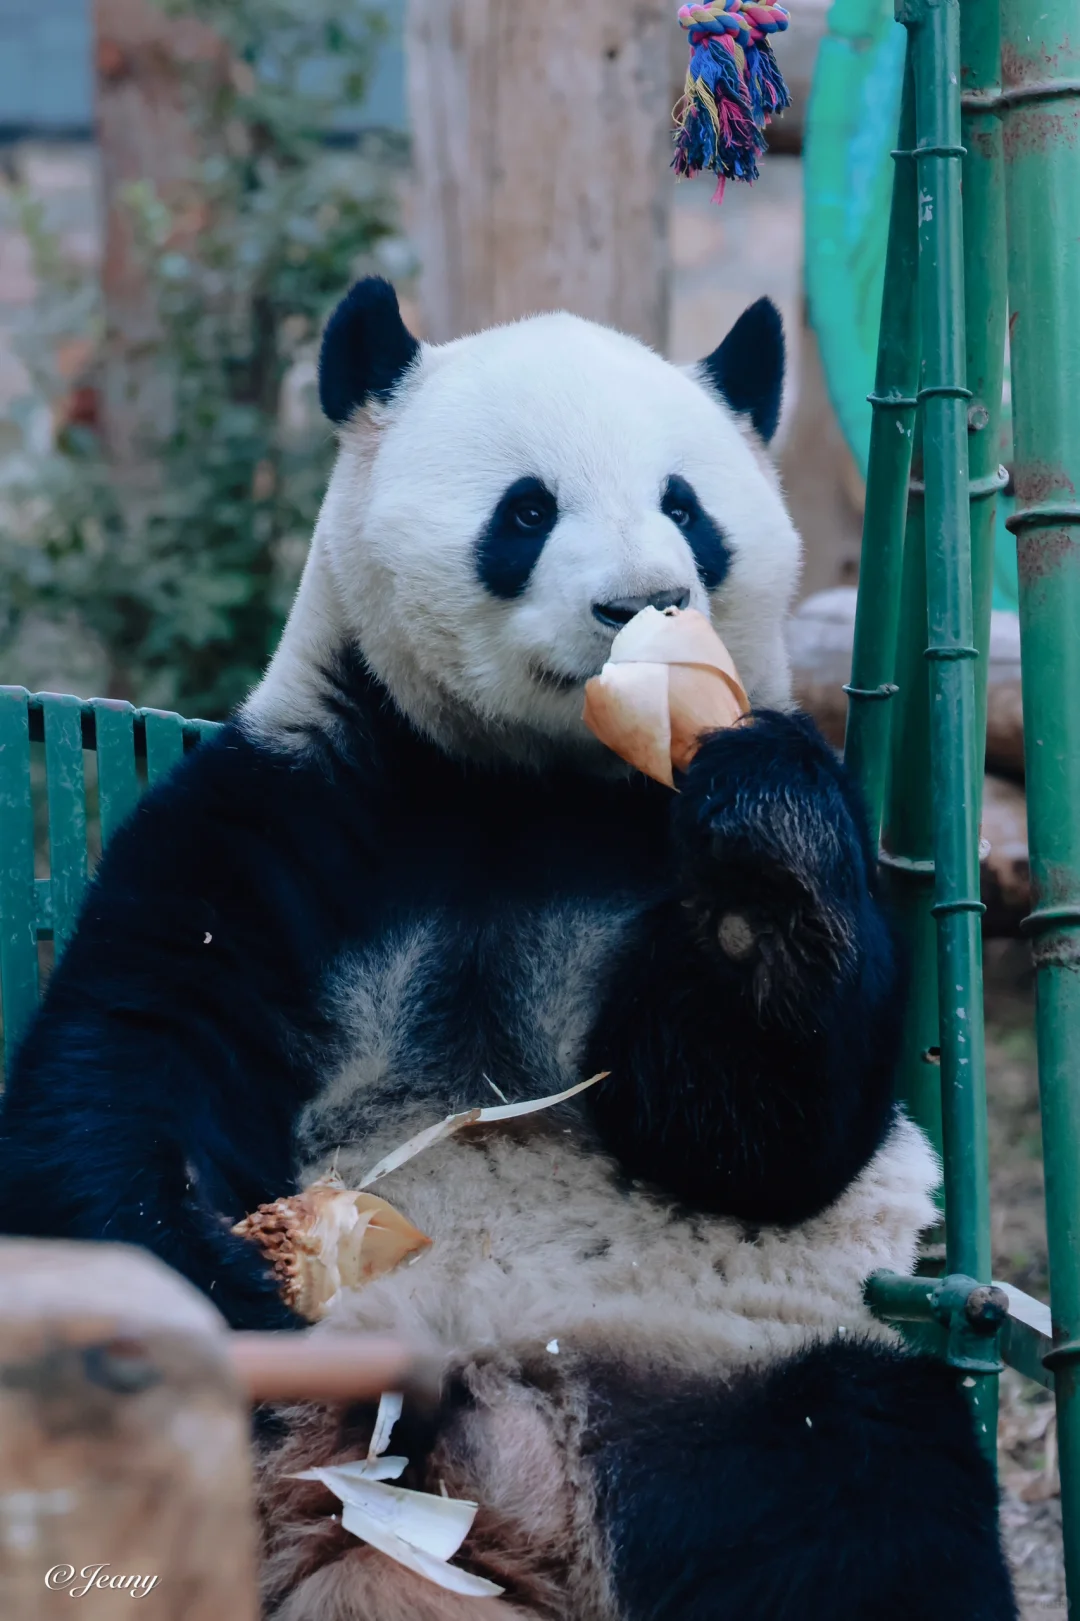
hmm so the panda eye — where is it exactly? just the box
[476,477,559,600]
[511,498,551,531]
[662,476,698,530]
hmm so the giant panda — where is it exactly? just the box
[0,278,1016,1621]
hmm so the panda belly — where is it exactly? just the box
[294,897,642,1169]
[293,886,937,1371]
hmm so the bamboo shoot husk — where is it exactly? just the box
[583,606,748,786]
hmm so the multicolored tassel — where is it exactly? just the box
[673,1,791,199]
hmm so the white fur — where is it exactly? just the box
[244,311,801,767]
[302,1110,939,1378]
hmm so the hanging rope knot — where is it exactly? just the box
[678,0,791,50]
[673,0,791,199]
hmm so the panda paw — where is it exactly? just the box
[673,710,872,1008]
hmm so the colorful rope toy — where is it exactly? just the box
[673,1,791,199]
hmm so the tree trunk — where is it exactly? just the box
[93,0,226,480]
[406,0,675,347]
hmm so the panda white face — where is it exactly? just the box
[256,282,802,769]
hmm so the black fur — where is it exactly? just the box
[318,277,420,425]
[699,296,785,443]
[592,1338,1017,1621]
[661,474,731,592]
[0,657,902,1328]
[475,476,560,599]
[585,711,900,1223]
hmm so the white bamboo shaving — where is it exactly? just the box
[338,1478,476,1562]
[357,1072,607,1189]
[368,1391,404,1459]
[293,1391,504,1597]
[308,1456,409,1483]
[339,1504,504,1597]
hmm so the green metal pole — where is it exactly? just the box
[902,0,994,1454]
[878,0,1007,1191]
[958,0,1008,808]
[999,3,1080,1603]
[952,0,1009,1456]
[843,61,919,842]
[881,428,943,1162]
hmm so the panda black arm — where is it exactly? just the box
[0,725,378,1329]
[584,711,903,1225]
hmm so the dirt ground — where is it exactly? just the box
[983,939,1065,1618]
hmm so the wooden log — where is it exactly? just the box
[980,775,1031,938]
[405,0,675,347]
[788,587,1025,777]
[786,591,1031,933]
[0,1240,257,1620]
[986,672,1026,779]
[229,1334,439,1405]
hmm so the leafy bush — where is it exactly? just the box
[0,1,404,717]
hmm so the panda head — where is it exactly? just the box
[273,278,801,768]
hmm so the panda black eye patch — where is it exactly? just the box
[661,475,731,592]
[476,476,559,600]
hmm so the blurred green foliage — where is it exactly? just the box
[0,0,404,718]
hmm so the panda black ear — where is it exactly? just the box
[318,278,421,424]
[698,297,785,444]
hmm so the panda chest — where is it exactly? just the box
[301,897,637,1159]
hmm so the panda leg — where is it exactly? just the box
[255,1374,586,1620]
[592,1338,1018,1621]
[265,1554,541,1621]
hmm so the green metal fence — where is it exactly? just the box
[848,0,1080,1594]
[0,691,218,1060]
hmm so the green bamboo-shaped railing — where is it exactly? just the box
[907,0,995,1448]
[958,0,1008,788]
[850,0,1080,1569]
[880,429,943,1155]
[950,0,1009,1448]
[999,0,1080,1592]
[852,0,1002,1457]
[847,40,942,1174]
[842,60,918,843]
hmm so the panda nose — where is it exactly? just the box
[592,589,690,630]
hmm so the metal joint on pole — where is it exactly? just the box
[1006,503,1080,534]
[909,469,1008,500]
[866,391,919,409]
[935,1276,1009,1377]
[865,1273,1008,1383]
[962,78,1080,113]
[843,682,899,702]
